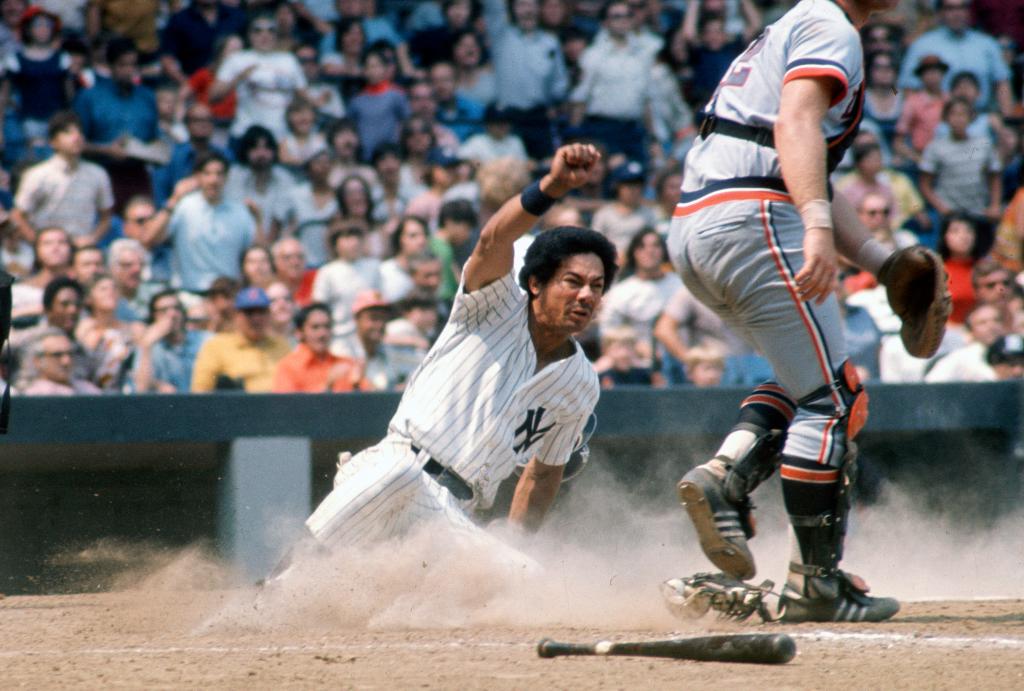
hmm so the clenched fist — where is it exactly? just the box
[541,143,601,198]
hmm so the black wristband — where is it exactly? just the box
[520,180,557,217]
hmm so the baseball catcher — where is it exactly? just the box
[663,0,950,624]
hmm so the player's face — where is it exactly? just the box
[531,253,606,334]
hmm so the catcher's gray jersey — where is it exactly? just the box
[681,0,864,208]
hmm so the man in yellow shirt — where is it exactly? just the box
[191,286,290,392]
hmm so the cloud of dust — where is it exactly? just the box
[180,450,1024,634]
[45,539,238,594]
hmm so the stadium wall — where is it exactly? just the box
[1,383,1021,594]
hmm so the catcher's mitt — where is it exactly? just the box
[661,572,779,623]
[876,246,951,358]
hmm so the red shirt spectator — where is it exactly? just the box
[272,303,367,392]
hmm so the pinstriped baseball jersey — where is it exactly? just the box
[682,0,864,203]
[388,271,599,509]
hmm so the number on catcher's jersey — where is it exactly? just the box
[720,29,770,89]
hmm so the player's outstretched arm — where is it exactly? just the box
[463,143,600,293]
[508,457,565,532]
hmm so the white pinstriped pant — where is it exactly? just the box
[305,435,538,569]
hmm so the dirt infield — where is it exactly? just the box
[5,475,1024,689]
[2,590,1024,689]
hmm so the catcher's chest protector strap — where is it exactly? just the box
[0,269,12,434]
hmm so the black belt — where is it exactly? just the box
[698,114,775,149]
[412,445,475,502]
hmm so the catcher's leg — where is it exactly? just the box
[677,382,795,580]
[777,365,899,623]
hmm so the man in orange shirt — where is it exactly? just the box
[273,302,366,393]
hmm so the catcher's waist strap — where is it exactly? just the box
[698,114,775,148]
[412,445,475,502]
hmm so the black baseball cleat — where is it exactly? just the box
[677,464,756,581]
[778,572,900,623]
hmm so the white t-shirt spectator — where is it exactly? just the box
[457,132,529,163]
[311,257,382,356]
[14,156,114,238]
[217,50,307,139]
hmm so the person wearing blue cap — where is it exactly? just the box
[591,160,656,257]
[406,147,463,228]
[190,285,290,392]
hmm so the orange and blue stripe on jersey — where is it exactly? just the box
[783,58,849,106]
[673,176,793,217]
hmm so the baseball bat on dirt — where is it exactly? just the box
[536,633,796,664]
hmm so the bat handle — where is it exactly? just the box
[537,638,599,658]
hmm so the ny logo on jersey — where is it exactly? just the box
[513,407,555,453]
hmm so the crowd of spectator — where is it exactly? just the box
[4,0,1024,398]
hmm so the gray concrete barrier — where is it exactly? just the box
[1,383,1019,593]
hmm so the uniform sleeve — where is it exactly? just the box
[450,271,525,327]
[783,13,862,106]
[534,373,598,466]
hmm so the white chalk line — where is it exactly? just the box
[0,640,530,659]
[792,631,1024,649]
[3,631,1024,659]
